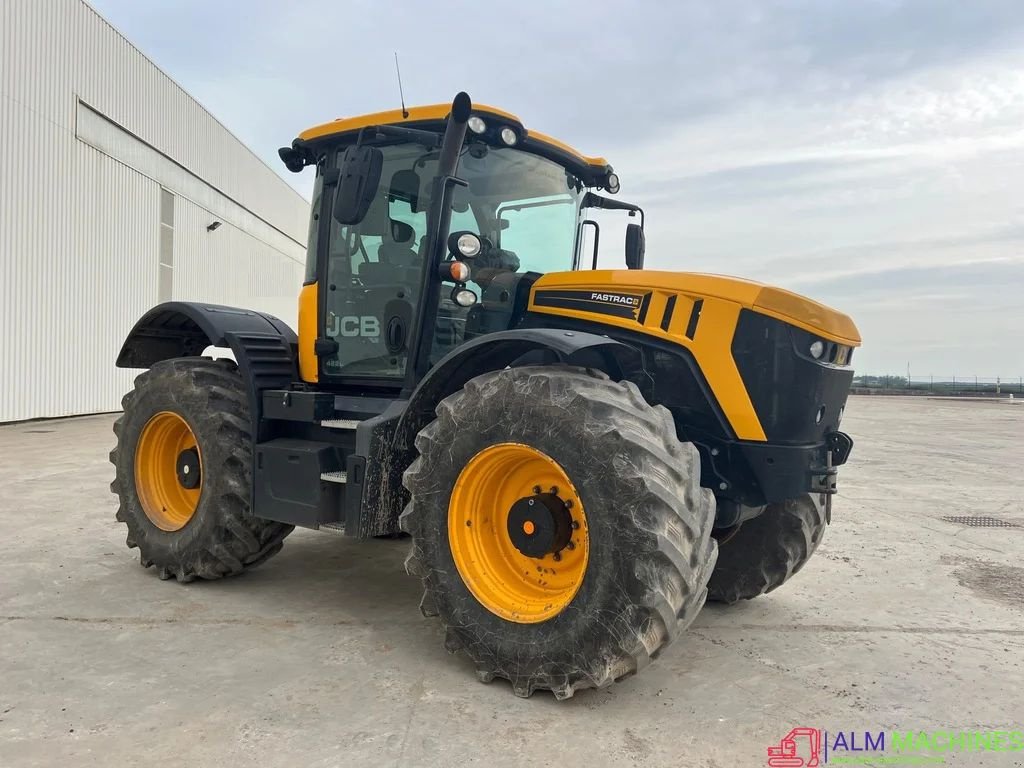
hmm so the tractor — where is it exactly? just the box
[110,92,860,699]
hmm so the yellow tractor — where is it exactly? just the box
[111,93,861,699]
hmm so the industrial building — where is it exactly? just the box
[1,0,309,422]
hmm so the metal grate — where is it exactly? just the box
[941,516,1021,529]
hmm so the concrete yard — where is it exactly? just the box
[1,396,1022,767]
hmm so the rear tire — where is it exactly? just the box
[110,358,293,582]
[400,366,717,699]
[707,494,827,604]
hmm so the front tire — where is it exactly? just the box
[707,494,827,604]
[110,358,293,582]
[400,366,717,699]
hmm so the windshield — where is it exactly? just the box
[320,143,584,379]
[453,146,584,281]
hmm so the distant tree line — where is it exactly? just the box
[852,375,1023,394]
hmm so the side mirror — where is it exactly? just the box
[388,168,422,213]
[625,223,645,270]
[333,145,383,225]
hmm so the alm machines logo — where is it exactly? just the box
[767,728,822,767]
[767,727,1024,765]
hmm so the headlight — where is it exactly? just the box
[499,127,518,146]
[809,340,825,359]
[448,231,482,258]
[606,172,620,194]
[452,287,478,307]
[468,116,487,134]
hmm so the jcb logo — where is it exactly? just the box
[328,315,380,338]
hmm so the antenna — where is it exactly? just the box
[394,52,408,118]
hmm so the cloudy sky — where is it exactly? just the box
[90,0,1024,377]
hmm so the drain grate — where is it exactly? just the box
[942,515,1021,529]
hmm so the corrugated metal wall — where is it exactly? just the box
[0,0,310,421]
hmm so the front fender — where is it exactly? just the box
[394,327,640,451]
[116,301,296,368]
[116,302,297,437]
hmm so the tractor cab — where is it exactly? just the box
[279,96,644,389]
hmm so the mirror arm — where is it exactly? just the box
[580,220,601,270]
[583,192,644,228]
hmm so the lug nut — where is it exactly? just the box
[550,486,559,495]
[567,541,575,550]
[532,485,542,494]
[553,552,562,562]
[571,520,580,530]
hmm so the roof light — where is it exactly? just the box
[500,127,518,146]
[468,116,487,134]
[606,172,620,194]
[809,340,825,359]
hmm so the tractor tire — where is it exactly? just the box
[400,365,717,699]
[110,358,293,582]
[707,494,826,604]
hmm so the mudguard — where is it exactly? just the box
[394,327,640,451]
[116,302,297,437]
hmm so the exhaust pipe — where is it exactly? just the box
[437,92,472,177]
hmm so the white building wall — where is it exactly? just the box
[0,0,310,422]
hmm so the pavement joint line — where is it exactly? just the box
[0,615,425,628]
[695,623,1024,635]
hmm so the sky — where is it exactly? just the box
[89,0,1024,377]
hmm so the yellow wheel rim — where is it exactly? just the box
[134,411,203,531]
[448,443,589,624]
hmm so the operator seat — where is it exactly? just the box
[378,220,419,266]
[358,219,420,285]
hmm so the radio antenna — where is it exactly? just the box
[394,52,409,118]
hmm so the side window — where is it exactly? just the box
[498,196,577,274]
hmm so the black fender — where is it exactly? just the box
[394,327,640,452]
[116,302,297,437]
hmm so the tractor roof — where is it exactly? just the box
[296,103,611,186]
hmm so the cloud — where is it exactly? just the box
[89,0,1024,375]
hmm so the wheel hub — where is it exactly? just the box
[176,448,201,489]
[507,492,572,558]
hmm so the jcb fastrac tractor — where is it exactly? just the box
[111,93,861,699]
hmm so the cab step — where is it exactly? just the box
[320,419,360,430]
